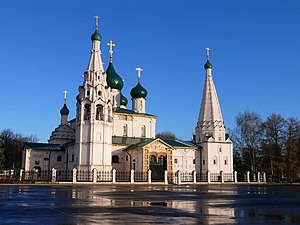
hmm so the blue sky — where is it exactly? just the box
[1,0,300,142]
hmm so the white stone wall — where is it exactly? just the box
[113,114,156,138]
[200,141,233,173]
[23,150,66,171]
[172,148,197,173]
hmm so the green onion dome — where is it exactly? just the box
[130,82,148,99]
[106,62,124,90]
[91,30,102,42]
[60,104,69,115]
[120,92,128,107]
[204,60,213,69]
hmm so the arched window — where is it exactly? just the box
[224,157,228,165]
[150,155,156,166]
[84,104,91,120]
[213,156,217,165]
[123,125,128,136]
[141,125,146,137]
[96,104,104,120]
[98,90,102,97]
[112,155,119,163]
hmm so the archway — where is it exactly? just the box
[149,155,166,181]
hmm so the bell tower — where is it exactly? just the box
[195,49,233,174]
[75,17,113,171]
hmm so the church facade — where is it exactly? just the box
[22,21,233,178]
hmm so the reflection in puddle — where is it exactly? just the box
[1,185,300,224]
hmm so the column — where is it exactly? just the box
[207,171,211,184]
[19,169,24,182]
[51,168,57,183]
[92,168,97,183]
[234,171,237,183]
[148,170,152,184]
[246,171,250,183]
[112,169,116,183]
[164,170,168,185]
[131,169,134,184]
[177,170,181,185]
[257,172,261,183]
[72,168,77,183]
[193,170,197,184]
[220,171,224,183]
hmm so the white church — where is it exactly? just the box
[22,20,233,181]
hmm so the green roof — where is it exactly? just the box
[112,136,153,146]
[60,104,69,115]
[164,140,198,148]
[91,30,102,42]
[204,60,212,69]
[23,142,64,151]
[120,92,128,106]
[130,82,147,99]
[106,62,124,90]
[113,107,156,117]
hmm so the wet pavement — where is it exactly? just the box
[0,184,300,224]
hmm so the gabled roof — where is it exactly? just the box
[23,142,64,151]
[164,140,197,148]
[125,138,174,151]
[113,108,157,118]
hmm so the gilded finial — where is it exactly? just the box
[136,67,143,83]
[206,47,210,60]
[107,40,116,63]
[94,16,100,31]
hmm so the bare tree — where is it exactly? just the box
[231,111,263,174]
[282,117,300,182]
[0,129,38,169]
[156,131,177,140]
[261,113,286,181]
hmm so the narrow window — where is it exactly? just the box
[174,158,178,164]
[35,161,39,165]
[98,91,102,96]
[132,159,136,170]
[141,125,146,137]
[224,160,227,165]
[123,125,128,136]
[71,154,74,162]
[87,90,90,96]
[57,156,62,162]
[126,155,128,161]
[213,159,216,165]
[203,159,205,165]
[193,159,195,164]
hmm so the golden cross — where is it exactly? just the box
[107,40,116,62]
[94,16,100,31]
[136,67,143,82]
[206,47,210,60]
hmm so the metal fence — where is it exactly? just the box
[57,170,73,182]
[134,171,147,182]
[97,170,112,182]
[115,171,131,182]
[77,170,92,182]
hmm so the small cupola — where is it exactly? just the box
[130,67,147,99]
[120,92,128,109]
[130,82,148,99]
[60,104,69,116]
